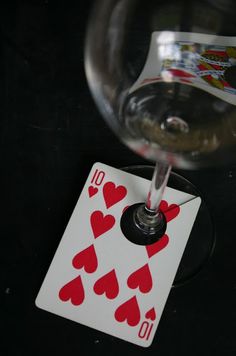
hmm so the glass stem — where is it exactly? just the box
[134,162,172,234]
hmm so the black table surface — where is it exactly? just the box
[1,1,236,355]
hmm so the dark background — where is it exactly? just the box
[1,1,236,355]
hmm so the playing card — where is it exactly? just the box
[35,162,201,347]
[130,31,236,105]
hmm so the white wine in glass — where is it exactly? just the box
[85,0,236,285]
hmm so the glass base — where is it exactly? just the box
[121,165,216,287]
[121,203,167,245]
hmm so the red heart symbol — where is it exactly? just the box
[103,182,127,209]
[159,200,180,222]
[145,307,156,321]
[93,269,119,299]
[127,264,152,294]
[72,245,98,273]
[59,275,85,306]
[146,234,169,258]
[90,210,115,239]
[122,205,130,214]
[146,192,151,209]
[88,186,98,198]
[114,296,141,327]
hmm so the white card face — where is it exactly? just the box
[35,162,201,347]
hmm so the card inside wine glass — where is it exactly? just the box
[36,162,201,347]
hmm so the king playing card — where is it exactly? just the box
[36,162,201,347]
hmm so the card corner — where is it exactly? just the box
[138,339,154,348]
[93,161,105,167]
[34,294,42,309]
[194,195,202,206]
[91,161,101,169]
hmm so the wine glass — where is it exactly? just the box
[84,0,236,285]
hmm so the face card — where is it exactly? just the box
[35,162,201,347]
